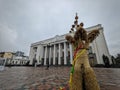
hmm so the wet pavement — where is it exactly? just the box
[0,66,120,90]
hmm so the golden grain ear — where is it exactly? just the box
[81,29,88,42]
[88,30,100,43]
[75,27,88,42]
[65,35,75,44]
[80,22,84,27]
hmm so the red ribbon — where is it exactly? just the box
[73,44,83,58]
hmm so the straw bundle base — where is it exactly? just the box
[69,50,100,90]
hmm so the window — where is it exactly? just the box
[33,47,37,52]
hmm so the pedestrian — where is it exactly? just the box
[33,56,37,67]
[35,60,37,67]
[46,63,49,70]
[46,60,49,70]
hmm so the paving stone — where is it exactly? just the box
[0,67,120,90]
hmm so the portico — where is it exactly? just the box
[29,24,112,66]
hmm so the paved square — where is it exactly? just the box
[0,66,120,90]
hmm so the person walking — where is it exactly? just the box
[33,56,37,67]
[34,59,37,67]
[46,61,49,70]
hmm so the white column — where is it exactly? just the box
[29,46,34,65]
[69,44,73,64]
[44,46,47,65]
[36,45,41,64]
[49,47,52,65]
[58,43,61,65]
[39,46,44,64]
[53,44,56,65]
[64,42,67,65]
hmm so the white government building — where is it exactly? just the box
[29,24,112,66]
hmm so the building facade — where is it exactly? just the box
[0,51,29,66]
[29,24,112,66]
[0,52,13,59]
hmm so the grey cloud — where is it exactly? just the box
[0,0,120,56]
[0,23,18,51]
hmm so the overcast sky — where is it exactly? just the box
[0,0,120,56]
